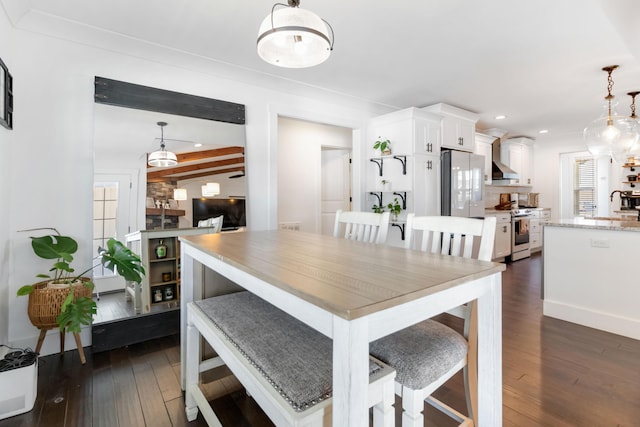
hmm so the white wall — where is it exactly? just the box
[278,117,352,233]
[0,8,14,345]
[2,19,390,354]
[532,132,592,220]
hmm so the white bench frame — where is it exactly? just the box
[185,301,396,427]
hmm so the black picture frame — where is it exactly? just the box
[0,57,13,130]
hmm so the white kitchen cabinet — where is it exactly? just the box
[368,108,442,245]
[530,208,550,251]
[413,115,442,155]
[474,132,494,185]
[485,212,511,260]
[422,103,479,153]
[412,154,440,216]
[368,107,441,156]
[501,137,534,186]
[530,215,541,250]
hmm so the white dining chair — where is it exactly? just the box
[333,210,390,244]
[197,215,223,233]
[209,215,223,233]
[369,214,496,427]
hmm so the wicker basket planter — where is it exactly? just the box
[27,278,92,329]
[27,278,93,364]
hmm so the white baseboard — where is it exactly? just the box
[543,300,640,340]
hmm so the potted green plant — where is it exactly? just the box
[372,205,385,214]
[387,198,402,221]
[17,228,145,334]
[373,137,392,155]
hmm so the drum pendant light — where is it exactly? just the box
[148,121,178,167]
[201,182,220,198]
[257,0,334,68]
[583,65,640,163]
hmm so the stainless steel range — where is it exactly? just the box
[511,208,533,261]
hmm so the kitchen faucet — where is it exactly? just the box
[610,190,624,202]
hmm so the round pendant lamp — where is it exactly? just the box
[148,121,178,167]
[257,0,334,68]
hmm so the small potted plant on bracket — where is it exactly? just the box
[387,198,402,222]
[17,227,145,364]
[373,137,392,156]
[372,205,385,214]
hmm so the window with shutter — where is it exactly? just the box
[574,157,596,217]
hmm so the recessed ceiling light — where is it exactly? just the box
[194,143,203,148]
[495,115,507,120]
[539,129,549,134]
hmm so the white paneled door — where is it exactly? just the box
[321,148,351,235]
[93,171,139,293]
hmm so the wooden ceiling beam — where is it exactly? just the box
[175,146,244,163]
[147,157,244,181]
[147,166,245,183]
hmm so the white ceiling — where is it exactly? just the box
[3,0,640,144]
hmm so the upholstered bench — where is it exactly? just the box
[185,291,396,427]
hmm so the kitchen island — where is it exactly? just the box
[543,218,640,340]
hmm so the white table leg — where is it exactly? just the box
[180,246,195,390]
[476,274,503,426]
[185,310,200,421]
[332,316,369,427]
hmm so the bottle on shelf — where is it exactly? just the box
[154,288,163,303]
[155,239,167,259]
[164,287,174,301]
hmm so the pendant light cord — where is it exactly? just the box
[603,65,618,126]
[629,92,640,119]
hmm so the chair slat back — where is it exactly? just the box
[333,210,390,244]
[405,215,496,261]
[210,215,224,233]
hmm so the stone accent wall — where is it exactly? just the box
[147,181,180,230]
[147,181,178,203]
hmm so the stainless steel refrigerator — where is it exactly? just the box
[441,149,485,217]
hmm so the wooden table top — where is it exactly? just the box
[181,230,505,320]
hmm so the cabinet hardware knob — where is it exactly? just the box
[458,137,463,145]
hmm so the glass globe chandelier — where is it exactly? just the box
[257,0,334,68]
[627,91,640,156]
[148,121,178,167]
[584,65,640,163]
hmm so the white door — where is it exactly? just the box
[321,149,351,235]
[93,171,139,293]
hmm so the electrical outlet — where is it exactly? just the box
[590,239,610,248]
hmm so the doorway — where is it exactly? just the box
[277,117,353,234]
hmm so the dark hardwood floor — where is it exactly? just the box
[1,252,639,426]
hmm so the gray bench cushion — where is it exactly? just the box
[369,319,467,390]
[194,291,383,412]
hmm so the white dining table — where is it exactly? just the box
[179,230,505,426]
